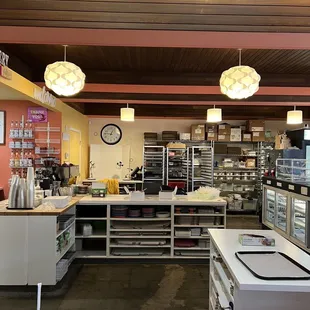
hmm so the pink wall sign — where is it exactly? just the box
[28,107,48,123]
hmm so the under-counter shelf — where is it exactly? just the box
[76,234,107,239]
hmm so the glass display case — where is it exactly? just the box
[290,197,310,246]
[265,188,276,226]
[276,159,310,183]
[275,192,288,233]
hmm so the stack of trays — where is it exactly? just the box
[142,207,155,218]
[128,207,141,218]
[111,206,128,218]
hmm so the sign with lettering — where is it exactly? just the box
[33,86,56,108]
[0,50,9,67]
[0,65,12,80]
[28,107,48,123]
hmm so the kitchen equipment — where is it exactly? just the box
[8,175,20,209]
[77,185,89,195]
[26,167,35,209]
[17,178,27,209]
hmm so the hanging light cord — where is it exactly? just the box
[63,45,68,61]
[238,48,242,66]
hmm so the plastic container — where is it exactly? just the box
[243,199,258,211]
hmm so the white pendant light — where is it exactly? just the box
[121,104,135,122]
[220,49,261,100]
[207,105,222,123]
[44,45,85,97]
[287,106,303,125]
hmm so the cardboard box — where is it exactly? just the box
[227,147,241,155]
[243,133,252,142]
[252,131,265,142]
[247,120,265,132]
[218,123,231,135]
[191,124,205,140]
[206,124,218,133]
[207,132,218,141]
[214,144,227,154]
[180,133,191,140]
[230,127,242,142]
[246,158,256,168]
[218,134,230,142]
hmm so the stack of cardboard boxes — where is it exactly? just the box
[191,120,266,142]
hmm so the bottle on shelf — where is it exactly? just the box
[27,151,33,167]
[9,151,15,168]
[18,121,24,138]
[24,121,29,138]
[10,121,15,138]
[14,151,20,168]
[28,121,33,138]
[20,151,24,168]
[14,121,19,138]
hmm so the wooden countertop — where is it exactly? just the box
[0,197,81,216]
[78,195,227,206]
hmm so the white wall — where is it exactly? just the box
[88,118,299,179]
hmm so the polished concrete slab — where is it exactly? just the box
[0,264,210,310]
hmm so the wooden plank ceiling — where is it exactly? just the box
[1,0,310,32]
[2,43,310,119]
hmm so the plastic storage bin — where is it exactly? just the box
[243,198,258,211]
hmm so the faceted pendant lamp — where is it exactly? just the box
[121,104,135,122]
[44,45,85,97]
[207,105,222,123]
[220,49,261,99]
[287,106,303,125]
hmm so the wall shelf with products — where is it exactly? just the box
[8,115,35,179]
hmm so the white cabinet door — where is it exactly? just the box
[0,216,28,285]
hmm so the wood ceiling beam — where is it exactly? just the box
[35,72,310,87]
[83,103,310,120]
[51,84,310,97]
[62,99,310,107]
[2,26,310,49]
[60,92,310,103]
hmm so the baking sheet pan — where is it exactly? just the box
[235,251,310,280]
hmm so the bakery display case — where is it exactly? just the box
[290,196,310,247]
[263,176,310,252]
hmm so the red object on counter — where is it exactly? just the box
[168,181,185,189]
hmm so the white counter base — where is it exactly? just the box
[209,229,310,310]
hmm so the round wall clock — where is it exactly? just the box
[100,124,122,145]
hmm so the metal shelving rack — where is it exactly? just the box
[213,142,261,198]
[166,147,188,187]
[142,145,165,184]
[9,115,35,178]
[187,146,214,192]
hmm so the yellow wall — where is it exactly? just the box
[0,68,89,180]
[60,104,89,180]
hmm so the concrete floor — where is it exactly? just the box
[0,264,210,310]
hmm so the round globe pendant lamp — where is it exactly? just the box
[207,105,222,123]
[220,49,261,100]
[44,45,86,97]
[287,106,303,125]
[121,104,135,122]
